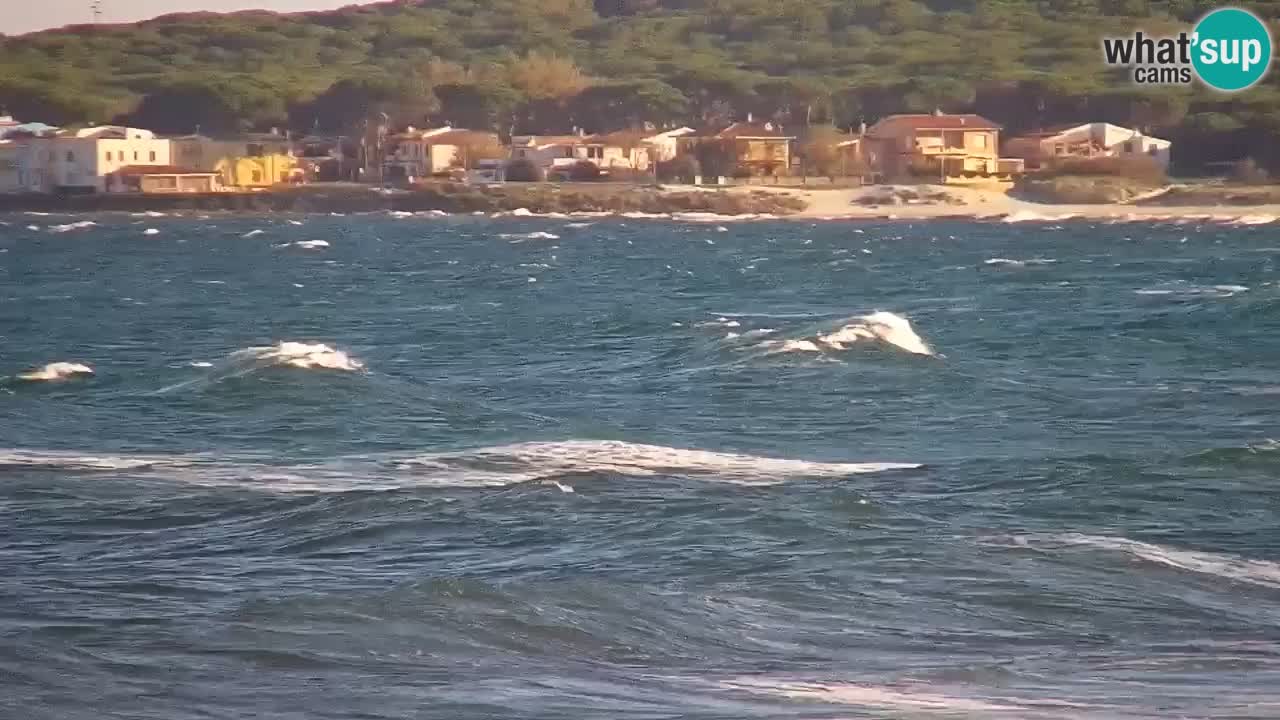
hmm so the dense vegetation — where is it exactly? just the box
[2,0,1279,172]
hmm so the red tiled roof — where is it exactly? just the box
[867,114,1001,135]
[113,165,218,176]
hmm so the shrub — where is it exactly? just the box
[567,160,602,181]
[504,158,543,182]
[656,155,700,183]
[1230,157,1269,185]
[1041,155,1167,184]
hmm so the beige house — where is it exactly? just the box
[384,127,500,181]
[679,121,795,177]
[865,113,1024,181]
[114,165,220,193]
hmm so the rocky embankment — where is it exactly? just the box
[0,182,807,216]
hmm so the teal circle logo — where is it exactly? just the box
[1192,8,1272,91]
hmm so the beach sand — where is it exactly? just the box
[726,183,1280,223]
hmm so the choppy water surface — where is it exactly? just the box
[2,213,1279,719]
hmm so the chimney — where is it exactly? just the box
[859,121,867,135]
[747,112,754,123]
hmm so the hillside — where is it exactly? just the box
[2,0,1279,172]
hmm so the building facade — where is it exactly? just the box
[864,113,1024,181]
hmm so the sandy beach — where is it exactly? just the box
[730,183,1280,223]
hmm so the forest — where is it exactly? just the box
[2,0,1279,172]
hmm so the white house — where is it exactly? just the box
[1008,122,1172,170]
[383,127,502,181]
[8,126,173,193]
[510,127,696,177]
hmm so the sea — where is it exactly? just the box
[1,212,1278,719]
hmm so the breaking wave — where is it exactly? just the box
[992,533,1280,591]
[152,342,364,394]
[0,441,919,492]
[758,311,935,357]
[721,678,1032,714]
[16,362,94,382]
[388,440,920,487]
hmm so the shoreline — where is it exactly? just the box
[3,182,1280,224]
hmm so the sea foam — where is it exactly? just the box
[761,311,935,357]
[16,362,94,381]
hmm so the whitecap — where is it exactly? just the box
[1045,534,1280,590]
[723,678,1027,713]
[500,231,559,241]
[276,240,329,250]
[242,229,265,238]
[142,228,160,236]
[48,220,96,233]
[16,362,94,382]
[390,440,919,487]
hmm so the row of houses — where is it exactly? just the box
[0,110,1173,195]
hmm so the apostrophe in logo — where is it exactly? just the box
[1191,8,1272,91]
[1101,7,1272,91]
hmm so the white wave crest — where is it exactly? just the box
[17,362,94,381]
[761,312,934,357]
[985,257,1056,267]
[722,678,1027,713]
[242,342,363,371]
[276,240,329,250]
[242,229,265,238]
[500,231,560,241]
[142,228,160,236]
[1135,282,1247,298]
[0,449,164,471]
[1053,534,1280,589]
[391,440,919,487]
[48,220,96,233]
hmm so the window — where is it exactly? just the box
[252,170,262,183]
[588,146,603,159]
[974,134,987,149]
[65,151,74,162]
[149,151,157,162]
[105,151,112,162]
[1148,146,1159,156]
[134,151,139,161]
[1123,141,1133,153]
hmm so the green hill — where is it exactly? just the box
[2,0,1278,171]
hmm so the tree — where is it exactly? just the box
[505,158,543,182]
[799,125,844,178]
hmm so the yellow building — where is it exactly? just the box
[172,135,302,189]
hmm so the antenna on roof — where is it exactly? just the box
[90,0,103,23]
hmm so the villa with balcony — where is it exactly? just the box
[864,112,1024,182]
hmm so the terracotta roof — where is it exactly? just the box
[113,165,218,176]
[867,114,1001,135]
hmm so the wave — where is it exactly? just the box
[1135,282,1248,298]
[48,220,96,233]
[275,240,330,250]
[759,311,935,357]
[142,228,161,236]
[722,678,1030,714]
[0,440,919,492]
[152,342,364,394]
[984,257,1057,267]
[1033,534,1280,590]
[500,231,560,241]
[16,362,94,382]
[391,440,920,487]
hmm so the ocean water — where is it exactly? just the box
[2,213,1279,719]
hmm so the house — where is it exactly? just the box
[864,112,1024,182]
[678,120,795,177]
[509,134,590,177]
[1004,123,1172,170]
[8,126,175,194]
[384,127,502,181]
[508,128,694,178]
[172,134,300,188]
